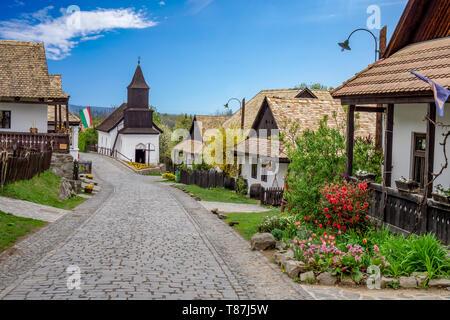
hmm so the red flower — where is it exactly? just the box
[364,202,369,208]
[319,224,323,228]
[323,208,329,212]
[304,216,307,220]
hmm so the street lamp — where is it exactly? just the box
[338,28,380,62]
[224,97,242,111]
[224,97,246,130]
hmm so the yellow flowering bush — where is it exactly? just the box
[86,174,93,179]
[162,172,176,181]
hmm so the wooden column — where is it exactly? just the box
[346,105,355,178]
[384,104,394,187]
[241,98,246,130]
[424,103,436,198]
[65,104,69,132]
[58,104,62,131]
[53,105,57,131]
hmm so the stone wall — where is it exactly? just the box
[50,153,74,180]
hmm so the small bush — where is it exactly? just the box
[162,172,176,181]
[258,215,293,233]
[236,176,248,196]
[271,228,283,241]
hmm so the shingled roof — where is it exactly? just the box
[194,115,230,135]
[222,88,333,131]
[96,103,128,132]
[0,40,68,99]
[332,37,450,102]
[48,105,80,125]
[237,96,377,160]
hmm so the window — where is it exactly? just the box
[0,111,11,129]
[251,163,257,179]
[411,133,426,187]
[261,162,268,182]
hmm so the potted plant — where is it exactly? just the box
[84,185,94,194]
[432,184,450,204]
[355,170,376,182]
[395,176,419,192]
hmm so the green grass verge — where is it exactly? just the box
[146,173,162,176]
[0,170,86,210]
[224,209,280,240]
[0,210,46,252]
[176,184,259,204]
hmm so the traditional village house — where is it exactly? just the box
[96,62,162,165]
[331,0,450,243]
[0,40,71,153]
[235,90,377,190]
[172,115,230,166]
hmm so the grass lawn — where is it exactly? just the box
[146,173,162,176]
[176,184,259,204]
[0,170,86,210]
[224,209,280,240]
[0,210,46,252]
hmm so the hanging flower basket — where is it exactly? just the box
[395,179,419,192]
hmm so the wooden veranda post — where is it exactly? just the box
[346,105,355,178]
[58,104,62,131]
[53,105,57,131]
[65,104,69,132]
[424,102,436,198]
[384,104,394,187]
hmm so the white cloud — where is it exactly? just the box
[0,6,157,60]
[159,1,166,6]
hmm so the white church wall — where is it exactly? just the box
[118,134,160,165]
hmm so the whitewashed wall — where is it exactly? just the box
[117,134,160,165]
[240,155,289,190]
[97,120,124,151]
[390,103,450,190]
[70,125,79,160]
[0,103,48,133]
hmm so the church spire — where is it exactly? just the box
[127,61,150,108]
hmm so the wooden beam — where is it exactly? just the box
[58,104,62,131]
[241,98,246,130]
[65,104,69,131]
[384,104,394,187]
[338,93,435,105]
[53,105,57,131]
[424,102,436,198]
[346,105,355,178]
[355,106,386,112]
[375,112,383,151]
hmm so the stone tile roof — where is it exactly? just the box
[236,137,286,159]
[0,40,69,99]
[96,103,127,132]
[332,37,450,98]
[47,105,80,125]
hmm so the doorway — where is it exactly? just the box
[135,149,146,164]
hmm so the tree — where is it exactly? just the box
[174,114,193,131]
[296,82,329,91]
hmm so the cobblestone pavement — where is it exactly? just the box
[0,196,71,222]
[0,153,448,300]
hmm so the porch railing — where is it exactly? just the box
[0,131,70,154]
[368,182,450,245]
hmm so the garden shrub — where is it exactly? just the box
[78,128,98,152]
[257,215,293,233]
[271,228,283,241]
[162,172,176,181]
[236,176,248,196]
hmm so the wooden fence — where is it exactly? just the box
[0,132,70,154]
[260,187,284,207]
[0,150,52,187]
[368,183,450,245]
[179,169,237,190]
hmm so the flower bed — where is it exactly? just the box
[125,161,155,170]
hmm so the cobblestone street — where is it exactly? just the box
[0,153,448,300]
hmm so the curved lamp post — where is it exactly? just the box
[338,28,380,62]
[224,97,242,111]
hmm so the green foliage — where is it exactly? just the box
[296,82,330,91]
[176,184,258,204]
[257,215,294,233]
[192,161,213,171]
[354,136,383,183]
[78,127,98,152]
[286,117,346,218]
[174,114,193,131]
[0,170,86,210]
[224,209,280,240]
[235,176,248,196]
[271,228,284,241]
[0,211,46,252]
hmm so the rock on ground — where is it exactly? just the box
[58,177,75,201]
[250,233,276,251]
[300,271,315,283]
[399,276,417,288]
[428,278,450,288]
[317,272,337,285]
[284,260,307,279]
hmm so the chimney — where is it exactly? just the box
[241,98,246,130]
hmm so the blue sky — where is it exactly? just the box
[0,0,407,114]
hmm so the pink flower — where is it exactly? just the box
[373,245,379,253]
[295,221,300,226]
[355,255,360,262]
[294,239,298,244]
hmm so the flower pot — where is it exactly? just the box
[395,180,419,192]
[84,187,93,194]
[432,193,450,205]
[29,127,38,133]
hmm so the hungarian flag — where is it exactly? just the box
[79,107,93,128]
[411,71,450,117]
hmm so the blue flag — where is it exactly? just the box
[410,71,449,117]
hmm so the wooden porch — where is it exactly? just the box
[0,131,70,153]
